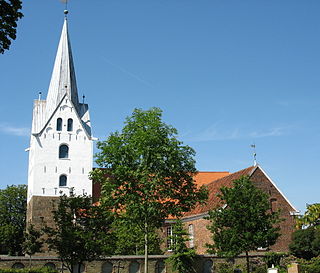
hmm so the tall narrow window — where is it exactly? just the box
[188,224,194,248]
[59,144,69,159]
[166,226,173,250]
[67,118,73,131]
[59,175,67,187]
[56,118,62,131]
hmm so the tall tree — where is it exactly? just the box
[0,184,27,255]
[206,176,280,273]
[91,108,208,273]
[0,0,23,54]
[44,194,114,273]
[166,219,196,273]
[112,215,163,255]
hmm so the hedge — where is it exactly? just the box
[0,268,57,273]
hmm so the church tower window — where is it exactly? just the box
[56,118,62,131]
[59,144,69,159]
[59,175,67,187]
[67,118,73,131]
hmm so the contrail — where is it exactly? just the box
[100,55,154,89]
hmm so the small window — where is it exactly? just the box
[102,262,113,273]
[43,263,56,269]
[270,198,278,212]
[166,226,173,249]
[56,118,62,131]
[67,118,73,131]
[12,263,25,269]
[72,264,85,273]
[203,260,213,273]
[59,175,67,187]
[129,262,140,273]
[188,224,194,248]
[155,261,166,273]
[59,144,69,159]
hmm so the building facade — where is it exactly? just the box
[163,166,299,254]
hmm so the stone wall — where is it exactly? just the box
[26,196,60,254]
[0,254,265,273]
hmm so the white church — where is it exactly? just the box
[26,13,93,227]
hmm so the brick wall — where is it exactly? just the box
[164,167,297,254]
[250,167,297,251]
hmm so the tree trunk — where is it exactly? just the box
[246,251,250,273]
[144,220,148,273]
[77,262,82,273]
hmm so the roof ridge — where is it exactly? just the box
[204,166,255,186]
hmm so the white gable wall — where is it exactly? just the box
[27,96,92,202]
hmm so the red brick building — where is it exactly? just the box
[163,165,299,254]
[93,165,299,254]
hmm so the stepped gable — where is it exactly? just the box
[184,166,255,217]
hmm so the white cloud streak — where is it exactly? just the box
[187,124,292,142]
[0,124,30,137]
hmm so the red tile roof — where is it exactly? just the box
[193,172,230,187]
[184,166,256,217]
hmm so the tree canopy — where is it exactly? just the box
[206,175,280,273]
[91,107,208,273]
[290,203,320,260]
[44,194,114,273]
[0,184,27,255]
[289,227,320,260]
[296,203,320,229]
[0,0,23,54]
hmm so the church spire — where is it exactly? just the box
[45,16,79,119]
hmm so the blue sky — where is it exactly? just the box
[1,0,319,213]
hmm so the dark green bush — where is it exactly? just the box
[263,252,287,268]
[0,267,57,273]
[300,256,320,273]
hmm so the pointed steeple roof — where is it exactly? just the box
[45,18,79,119]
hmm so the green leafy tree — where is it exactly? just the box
[289,227,320,260]
[23,224,43,266]
[0,0,23,54]
[112,216,163,255]
[91,108,208,273]
[296,203,320,229]
[44,194,114,273]
[0,184,27,255]
[167,219,196,273]
[206,176,281,273]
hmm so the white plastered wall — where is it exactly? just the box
[27,97,93,202]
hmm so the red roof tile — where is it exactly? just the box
[193,172,230,187]
[184,166,256,217]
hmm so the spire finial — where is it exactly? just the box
[251,143,257,166]
[61,0,69,17]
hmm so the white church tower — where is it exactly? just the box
[27,14,93,227]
